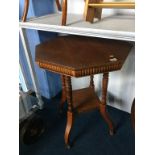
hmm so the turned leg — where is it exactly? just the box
[64,76,73,148]
[90,75,95,90]
[55,0,62,11]
[99,72,114,135]
[62,0,67,25]
[84,0,96,23]
[84,0,103,23]
[59,75,66,112]
[94,0,103,20]
[22,0,29,22]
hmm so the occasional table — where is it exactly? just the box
[35,35,132,148]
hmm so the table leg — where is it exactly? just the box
[64,76,73,149]
[59,75,66,112]
[55,0,62,11]
[84,0,96,23]
[22,0,29,22]
[94,0,103,20]
[62,0,67,26]
[99,72,114,135]
[90,75,95,90]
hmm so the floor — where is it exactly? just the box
[19,94,135,155]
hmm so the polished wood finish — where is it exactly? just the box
[64,76,73,147]
[73,87,100,113]
[59,75,66,112]
[84,0,103,22]
[55,0,62,11]
[88,2,135,9]
[94,0,103,20]
[35,35,132,148]
[22,0,29,22]
[62,0,67,26]
[100,73,114,135]
[84,0,96,23]
[64,111,73,148]
[65,76,73,112]
[84,1,135,23]
[102,73,108,105]
[36,36,132,77]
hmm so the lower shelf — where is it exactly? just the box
[72,87,101,113]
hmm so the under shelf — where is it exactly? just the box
[19,13,135,41]
[72,87,100,113]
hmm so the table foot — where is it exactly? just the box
[109,129,114,136]
[99,104,114,135]
[64,111,73,147]
[65,144,72,149]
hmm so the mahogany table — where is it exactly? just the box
[35,35,132,148]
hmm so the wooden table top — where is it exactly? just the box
[36,35,132,77]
